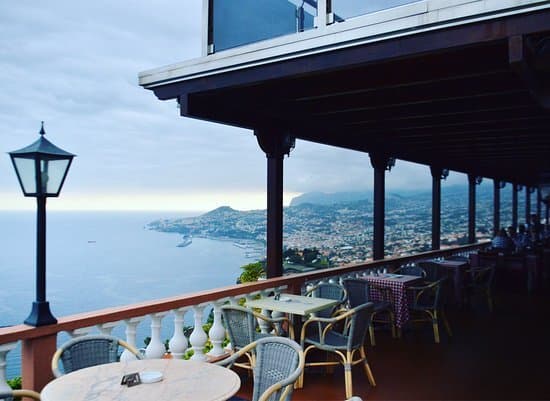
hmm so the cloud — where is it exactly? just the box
[0,0,450,211]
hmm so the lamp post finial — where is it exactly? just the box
[39,121,45,136]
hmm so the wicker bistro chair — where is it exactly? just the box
[216,336,305,401]
[304,283,348,319]
[303,283,348,339]
[221,305,293,371]
[417,261,449,282]
[342,278,396,346]
[51,334,142,378]
[406,278,452,343]
[393,264,426,278]
[0,389,41,401]
[465,265,496,312]
[298,302,376,400]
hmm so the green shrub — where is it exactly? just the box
[8,376,21,390]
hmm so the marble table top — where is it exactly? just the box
[41,358,240,401]
[246,293,339,316]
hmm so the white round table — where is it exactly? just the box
[41,358,241,401]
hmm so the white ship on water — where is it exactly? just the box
[177,235,192,248]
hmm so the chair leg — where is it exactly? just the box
[431,311,440,344]
[359,346,376,387]
[389,310,396,338]
[368,324,376,346]
[344,351,353,399]
[297,345,314,389]
[487,290,494,312]
[440,310,452,337]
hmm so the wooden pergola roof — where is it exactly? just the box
[147,8,550,187]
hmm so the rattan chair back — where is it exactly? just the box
[217,336,304,401]
[51,334,142,377]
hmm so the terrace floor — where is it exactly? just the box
[234,279,550,400]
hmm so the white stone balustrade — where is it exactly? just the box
[168,308,188,359]
[121,317,143,361]
[96,321,119,335]
[0,246,489,389]
[189,304,208,361]
[0,342,17,393]
[207,301,227,357]
[145,312,169,359]
[69,326,94,338]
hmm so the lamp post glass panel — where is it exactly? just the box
[8,122,75,326]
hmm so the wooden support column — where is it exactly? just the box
[512,184,518,228]
[493,179,501,236]
[468,174,478,243]
[430,167,443,250]
[369,154,393,260]
[256,129,294,278]
[22,334,56,392]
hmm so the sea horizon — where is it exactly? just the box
[0,210,251,378]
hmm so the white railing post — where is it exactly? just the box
[145,312,168,359]
[0,342,17,393]
[207,300,226,357]
[69,326,94,338]
[189,305,208,361]
[315,0,329,29]
[96,321,119,335]
[121,317,143,361]
[169,308,189,359]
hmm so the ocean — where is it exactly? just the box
[0,211,250,378]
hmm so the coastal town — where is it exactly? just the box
[146,184,521,269]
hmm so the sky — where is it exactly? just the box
[0,0,468,212]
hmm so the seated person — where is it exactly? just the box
[492,227,513,252]
[514,223,532,251]
[507,225,517,244]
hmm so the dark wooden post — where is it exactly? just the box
[255,129,294,278]
[468,174,478,243]
[369,154,393,260]
[493,179,501,236]
[512,183,518,228]
[430,166,443,250]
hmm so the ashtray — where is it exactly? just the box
[140,371,163,384]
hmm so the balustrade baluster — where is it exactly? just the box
[169,308,189,359]
[96,321,119,335]
[145,312,168,359]
[69,327,94,338]
[121,317,143,361]
[189,305,208,361]
[0,342,17,393]
[207,301,227,357]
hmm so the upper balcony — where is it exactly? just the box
[140,0,550,89]
[139,0,550,189]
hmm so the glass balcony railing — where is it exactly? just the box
[331,0,420,21]
[209,0,317,53]
[207,0,425,53]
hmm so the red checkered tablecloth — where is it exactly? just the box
[363,276,419,328]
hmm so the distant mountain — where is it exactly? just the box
[289,184,495,207]
[290,191,370,207]
[289,190,431,207]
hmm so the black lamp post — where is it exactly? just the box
[8,122,75,326]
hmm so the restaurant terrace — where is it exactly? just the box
[2,1,550,400]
